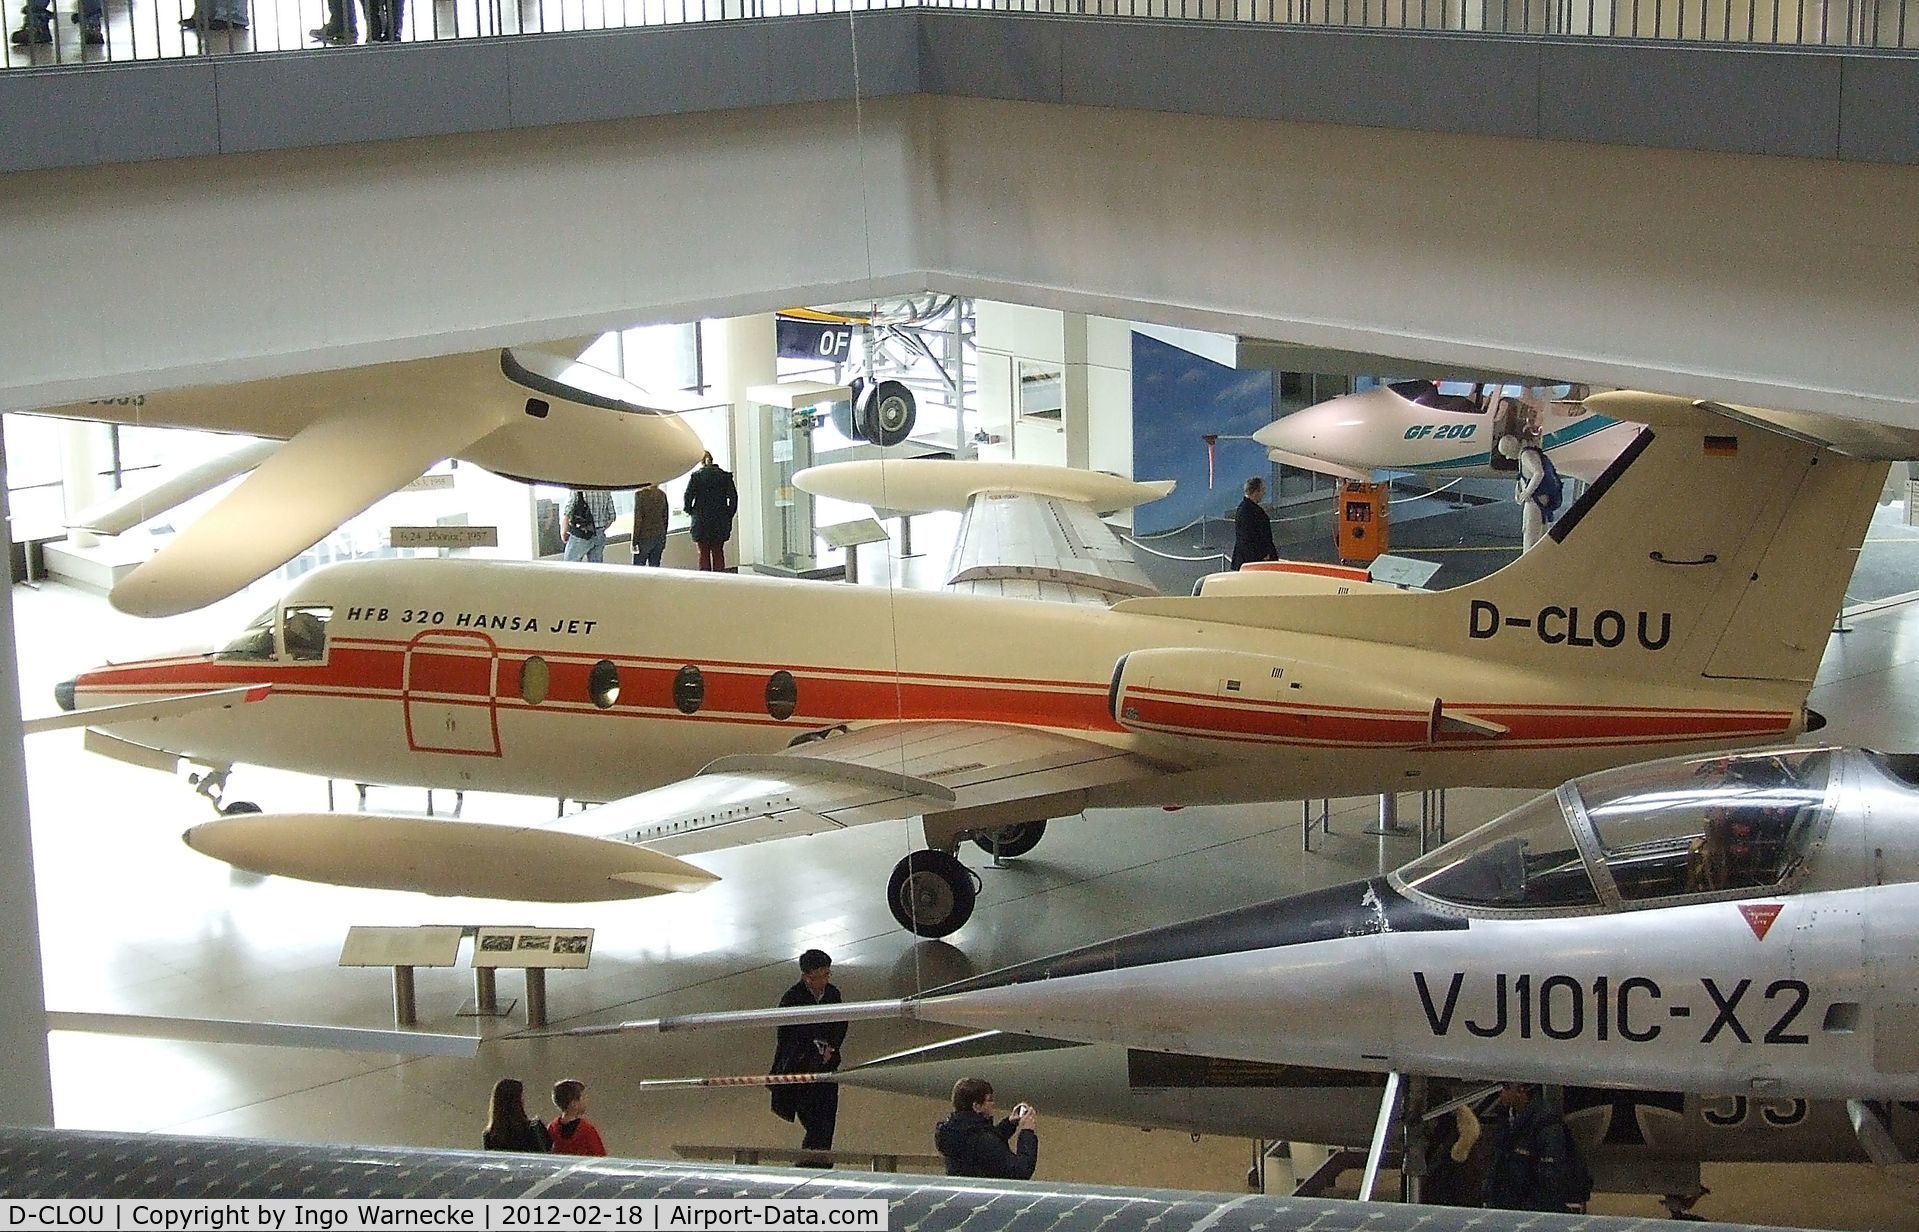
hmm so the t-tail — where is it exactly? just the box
[1118,392,1888,700]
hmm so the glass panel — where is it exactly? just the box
[1578,749,1832,901]
[1397,790,1598,909]
[282,605,331,661]
[212,605,278,662]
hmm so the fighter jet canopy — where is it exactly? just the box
[1393,748,1837,915]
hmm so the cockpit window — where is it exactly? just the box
[213,606,278,662]
[283,605,332,662]
[1578,749,1831,901]
[1395,790,1598,910]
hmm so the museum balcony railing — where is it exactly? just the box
[1,0,1912,74]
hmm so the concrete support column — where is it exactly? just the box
[701,315,777,571]
[0,430,57,1127]
[1062,312,1091,472]
[59,420,107,551]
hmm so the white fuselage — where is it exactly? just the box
[73,556,1800,807]
[911,881,1919,1101]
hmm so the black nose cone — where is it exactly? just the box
[54,679,76,712]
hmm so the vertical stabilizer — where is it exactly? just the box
[1116,395,1883,689]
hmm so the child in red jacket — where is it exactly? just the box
[548,1079,608,1157]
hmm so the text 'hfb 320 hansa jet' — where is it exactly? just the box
[52,394,1899,936]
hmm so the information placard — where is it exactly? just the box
[472,927,594,969]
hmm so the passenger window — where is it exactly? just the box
[1581,750,1830,902]
[282,605,331,662]
[674,665,704,715]
[766,670,797,721]
[212,606,278,662]
[588,660,620,709]
[1396,791,1598,910]
[519,656,550,705]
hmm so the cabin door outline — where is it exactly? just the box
[402,630,502,756]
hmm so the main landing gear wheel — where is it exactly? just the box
[219,800,262,816]
[851,379,916,447]
[887,848,977,938]
[970,819,1047,859]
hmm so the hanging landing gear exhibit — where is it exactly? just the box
[835,378,916,447]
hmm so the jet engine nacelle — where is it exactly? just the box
[1109,648,1444,746]
[457,348,706,487]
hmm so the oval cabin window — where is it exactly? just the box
[766,670,798,721]
[674,665,705,715]
[519,656,550,706]
[588,660,621,709]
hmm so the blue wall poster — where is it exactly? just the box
[1131,331,1275,535]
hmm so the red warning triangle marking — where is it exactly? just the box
[1739,903,1783,940]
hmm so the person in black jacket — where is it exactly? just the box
[768,949,847,1158]
[482,1078,551,1153]
[1229,476,1278,570]
[683,452,740,572]
[934,1077,1038,1179]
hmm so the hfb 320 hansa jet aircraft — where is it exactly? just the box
[558,745,1919,1180]
[51,394,1901,936]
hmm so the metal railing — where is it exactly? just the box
[3,0,1912,76]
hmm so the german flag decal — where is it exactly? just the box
[1704,435,1739,456]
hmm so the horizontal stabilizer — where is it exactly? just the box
[1589,391,1919,460]
[183,813,718,901]
[48,1011,478,1058]
[70,440,280,535]
[24,685,269,736]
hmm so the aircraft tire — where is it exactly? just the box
[886,848,975,938]
[220,800,262,816]
[969,819,1046,859]
[852,380,916,447]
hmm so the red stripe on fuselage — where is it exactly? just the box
[74,642,1793,749]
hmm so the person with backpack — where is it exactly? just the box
[1496,436,1562,551]
[562,489,615,563]
[1482,1082,1591,1213]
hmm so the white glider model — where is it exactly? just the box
[28,346,708,617]
[53,394,1901,936]
[1255,381,1638,483]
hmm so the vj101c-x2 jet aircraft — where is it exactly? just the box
[29,346,707,617]
[566,745,1919,1174]
[55,394,1895,936]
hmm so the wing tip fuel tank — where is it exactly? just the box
[183,813,718,901]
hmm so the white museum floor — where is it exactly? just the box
[11,559,1919,1227]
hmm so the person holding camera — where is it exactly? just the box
[934,1077,1039,1179]
[769,949,847,1159]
